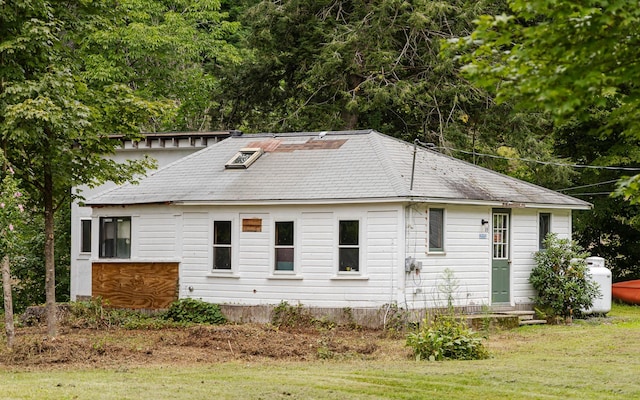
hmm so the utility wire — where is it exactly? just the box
[565,192,614,196]
[557,180,619,192]
[417,141,640,172]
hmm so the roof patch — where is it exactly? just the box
[273,138,347,152]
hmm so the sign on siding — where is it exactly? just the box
[242,218,262,232]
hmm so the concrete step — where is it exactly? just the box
[519,319,547,326]
[497,310,536,321]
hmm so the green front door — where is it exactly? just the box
[492,210,510,303]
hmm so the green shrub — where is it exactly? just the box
[164,298,226,325]
[271,301,309,327]
[68,298,181,330]
[530,234,600,323]
[270,301,340,330]
[406,315,490,361]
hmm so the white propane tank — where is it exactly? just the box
[584,256,612,314]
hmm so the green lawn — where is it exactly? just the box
[1,304,640,399]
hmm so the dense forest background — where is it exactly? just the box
[2,0,640,312]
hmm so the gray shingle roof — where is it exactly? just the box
[86,130,591,209]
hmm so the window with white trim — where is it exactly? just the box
[428,208,444,252]
[213,221,232,270]
[99,217,131,258]
[539,213,551,249]
[274,221,294,271]
[80,219,92,253]
[339,220,359,272]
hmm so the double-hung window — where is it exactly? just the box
[274,221,294,271]
[339,220,359,272]
[213,221,232,270]
[99,217,131,258]
[428,208,444,252]
[539,213,551,249]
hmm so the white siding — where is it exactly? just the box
[102,204,402,309]
[404,205,492,309]
[137,213,178,259]
[70,144,219,300]
[511,209,573,305]
[85,202,573,311]
[511,209,538,305]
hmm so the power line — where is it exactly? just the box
[419,141,640,172]
[557,180,619,192]
[564,192,614,196]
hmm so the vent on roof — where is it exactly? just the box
[225,147,264,169]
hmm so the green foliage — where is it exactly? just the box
[530,234,600,322]
[271,301,313,328]
[67,298,183,330]
[0,156,27,257]
[553,111,640,282]
[452,0,640,199]
[270,301,338,330]
[381,303,410,334]
[406,315,490,361]
[80,0,241,131]
[214,1,508,136]
[164,298,227,325]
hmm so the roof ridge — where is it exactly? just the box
[369,131,411,196]
[84,138,229,204]
[414,145,591,207]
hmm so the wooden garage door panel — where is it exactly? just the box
[92,262,179,309]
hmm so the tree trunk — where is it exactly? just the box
[2,255,15,348]
[44,156,57,338]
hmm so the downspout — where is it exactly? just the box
[410,139,418,191]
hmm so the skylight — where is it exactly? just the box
[225,148,264,169]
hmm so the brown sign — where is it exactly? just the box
[242,218,262,232]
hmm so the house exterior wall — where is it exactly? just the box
[71,139,227,300]
[511,208,572,305]
[175,204,403,309]
[404,204,493,309]
[403,204,572,310]
[88,204,403,309]
[86,201,573,313]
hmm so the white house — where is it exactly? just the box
[76,130,591,324]
[71,131,235,301]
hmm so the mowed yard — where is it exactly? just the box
[1,304,639,399]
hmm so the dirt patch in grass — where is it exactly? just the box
[0,323,408,369]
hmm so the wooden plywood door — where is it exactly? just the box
[92,262,179,309]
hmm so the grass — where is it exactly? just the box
[1,303,640,399]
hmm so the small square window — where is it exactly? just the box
[213,221,232,270]
[99,217,131,258]
[339,220,359,271]
[225,148,263,169]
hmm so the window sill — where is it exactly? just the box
[331,275,369,281]
[267,274,303,280]
[427,251,446,256]
[206,271,240,279]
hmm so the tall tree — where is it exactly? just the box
[210,0,573,188]
[554,109,640,281]
[0,0,157,336]
[213,1,506,137]
[80,0,241,131]
[452,0,640,199]
[0,155,27,349]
